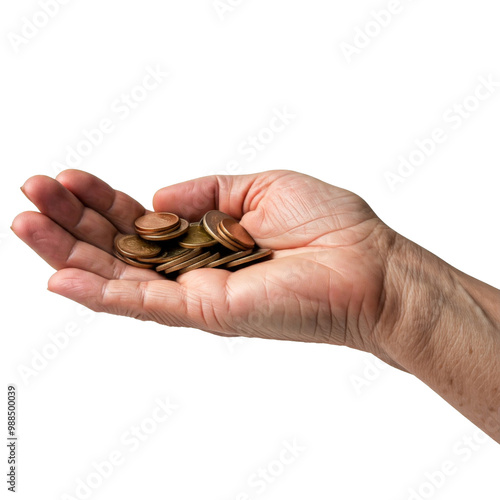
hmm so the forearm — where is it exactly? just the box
[377,232,500,442]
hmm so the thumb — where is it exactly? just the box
[152,172,268,221]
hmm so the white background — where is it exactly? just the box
[1,1,500,499]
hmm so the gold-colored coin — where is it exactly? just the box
[113,250,155,269]
[116,235,162,259]
[155,248,203,272]
[163,251,212,275]
[134,212,180,233]
[135,249,170,263]
[219,218,255,249]
[178,223,218,249]
[204,249,253,268]
[140,219,189,241]
[224,249,273,269]
[178,252,221,274]
[137,246,190,264]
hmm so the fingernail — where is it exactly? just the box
[20,185,33,203]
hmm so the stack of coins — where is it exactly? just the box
[113,210,272,276]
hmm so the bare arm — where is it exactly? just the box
[12,169,500,443]
[378,231,500,441]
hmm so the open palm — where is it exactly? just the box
[13,169,397,363]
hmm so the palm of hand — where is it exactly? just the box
[13,170,391,354]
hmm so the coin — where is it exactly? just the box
[179,224,218,248]
[134,212,180,233]
[202,211,239,247]
[219,219,255,249]
[140,219,190,241]
[136,246,190,264]
[113,210,267,276]
[178,252,221,274]
[113,250,155,269]
[135,249,170,263]
[215,222,247,251]
[224,248,273,269]
[155,248,203,272]
[163,251,212,275]
[116,235,162,258]
[136,222,181,236]
[204,249,253,268]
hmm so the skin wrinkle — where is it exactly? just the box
[104,187,119,215]
[225,176,247,219]
[244,174,278,214]
[111,199,147,232]
[263,261,347,344]
[31,228,52,254]
[326,271,341,344]
[196,284,226,333]
[65,238,82,268]
[99,279,109,314]
[343,288,352,348]
[312,302,330,343]
[353,291,366,352]
[207,296,228,333]
[455,275,498,331]
[369,225,397,341]
[139,281,163,322]
[71,203,88,234]
[307,218,379,247]
[373,234,418,352]
[213,175,222,214]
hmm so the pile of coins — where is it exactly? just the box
[113,211,272,276]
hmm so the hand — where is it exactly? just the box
[11,169,500,441]
[12,169,401,366]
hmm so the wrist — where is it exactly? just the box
[373,230,454,369]
[375,229,500,440]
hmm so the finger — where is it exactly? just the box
[56,169,147,234]
[22,175,118,253]
[12,211,164,282]
[48,268,232,332]
[152,172,270,221]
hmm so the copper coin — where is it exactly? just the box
[163,251,212,274]
[113,250,155,269]
[202,211,239,247]
[216,222,247,251]
[177,252,221,274]
[140,219,189,241]
[136,246,190,264]
[136,220,181,235]
[179,224,218,248]
[204,249,253,268]
[116,235,162,258]
[134,212,180,233]
[219,219,255,249]
[155,248,203,272]
[224,249,273,269]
